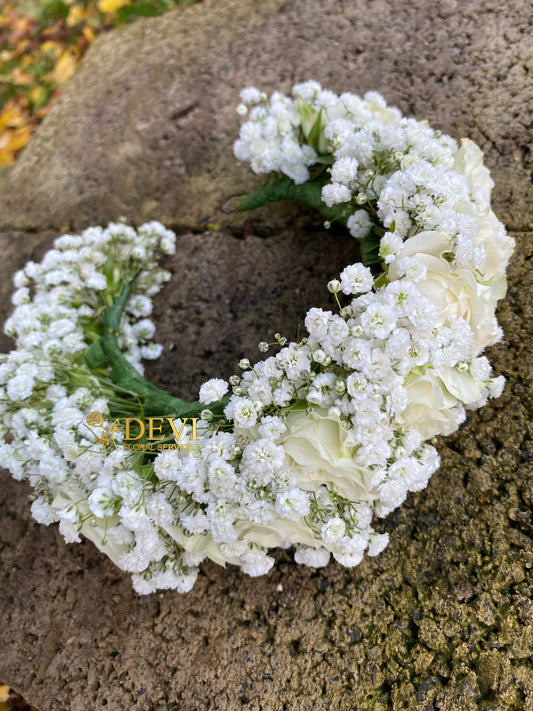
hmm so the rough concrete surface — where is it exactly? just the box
[0,0,532,709]
[0,0,532,234]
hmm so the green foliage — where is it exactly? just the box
[0,0,203,165]
[38,0,71,22]
[85,284,226,419]
[116,0,198,23]
[240,176,383,274]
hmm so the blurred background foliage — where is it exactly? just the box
[0,0,203,165]
[0,682,38,711]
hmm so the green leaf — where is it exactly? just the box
[239,176,340,223]
[84,339,107,369]
[38,0,70,22]
[358,235,382,275]
[240,176,384,273]
[103,282,131,333]
[306,108,328,154]
[84,285,227,420]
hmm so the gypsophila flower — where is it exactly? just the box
[361,303,397,339]
[321,517,346,543]
[275,488,310,520]
[330,157,359,184]
[339,263,374,295]
[199,378,229,404]
[379,232,403,263]
[227,397,258,428]
[321,182,352,207]
[347,211,372,239]
[294,546,331,567]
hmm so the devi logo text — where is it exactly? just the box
[85,411,199,452]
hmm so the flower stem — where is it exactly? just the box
[84,284,226,420]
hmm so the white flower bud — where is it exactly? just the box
[340,306,352,319]
[334,379,346,394]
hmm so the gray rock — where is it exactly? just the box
[0,0,531,232]
[0,0,532,709]
[142,228,361,398]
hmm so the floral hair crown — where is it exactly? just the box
[0,82,514,594]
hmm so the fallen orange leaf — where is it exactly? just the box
[82,25,97,44]
[28,86,48,106]
[0,148,18,167]
[0,102,27,129]
[66,5,88,27]
[97,0,131,13]
[7,15,35,41]
[35,102,54,120]
[47,48,78,84]
[41,40,64,59]
[0,125,31,155]
[0,66,35,86]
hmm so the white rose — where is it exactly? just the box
[162,522,241,567]
[401,370,464,439]
[82,518,129,568]
[439,366,487,405]
[235,517,318,549]
[390,230,506,354]
[279,408,377,500]
[453,139,515,279]
[455,200,515,280]
[474,208,514,280]
[453,138,494,202]
[401,366,490,440]
[51,485,129,567]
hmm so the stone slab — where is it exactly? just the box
[0,0,531,233]
[1,228,532,710]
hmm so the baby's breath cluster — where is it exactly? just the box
[0,223,205,593]
[0,83,514,595]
